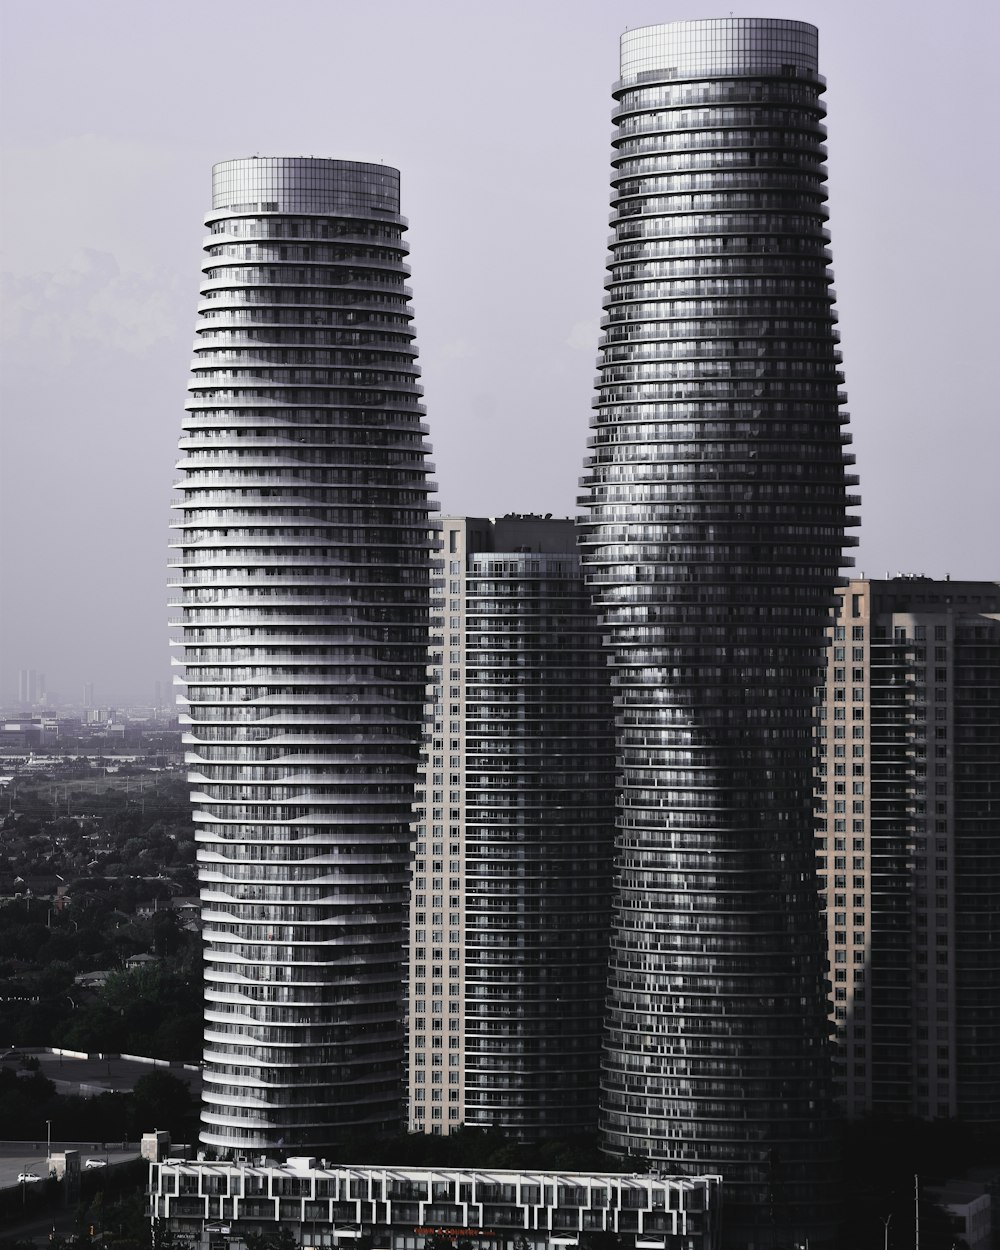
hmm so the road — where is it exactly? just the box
[0,1142,138,1193]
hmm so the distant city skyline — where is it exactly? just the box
[1,0,997,704]
[0,677,171,713]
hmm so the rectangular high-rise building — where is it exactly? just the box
[18,669,44,707]
[818,577,1000,1124]
[408,515,615,1138]
[171,157,435,1154]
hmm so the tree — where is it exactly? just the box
[151,910,182,958]
[243,1230,299,1250]
[579,1234,625,1250]
[131,1070,195,1140]
[837,1116,993,1250]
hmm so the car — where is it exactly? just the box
[18,1172,41,1183]
[84,1158,107,1170]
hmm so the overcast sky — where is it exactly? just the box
[1,0,996,707]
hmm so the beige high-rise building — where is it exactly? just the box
[407,515,614,1137]
[817,577,1000,1123]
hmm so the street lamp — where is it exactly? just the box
[881,1212,892,1250]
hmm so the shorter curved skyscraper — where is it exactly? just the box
[170,158,435,1153]
[580,20,858,1245]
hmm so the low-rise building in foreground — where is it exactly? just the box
[149,1159,721,1249]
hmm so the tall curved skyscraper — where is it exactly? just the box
[170,158,435,1152]
[579,21,858,1243]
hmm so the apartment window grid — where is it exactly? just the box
[820,587,873,1112]
[820,581,1000,1124]
[408,520,466,1135]
[433,517,616,1141]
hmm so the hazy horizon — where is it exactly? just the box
[2,0,997,705]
